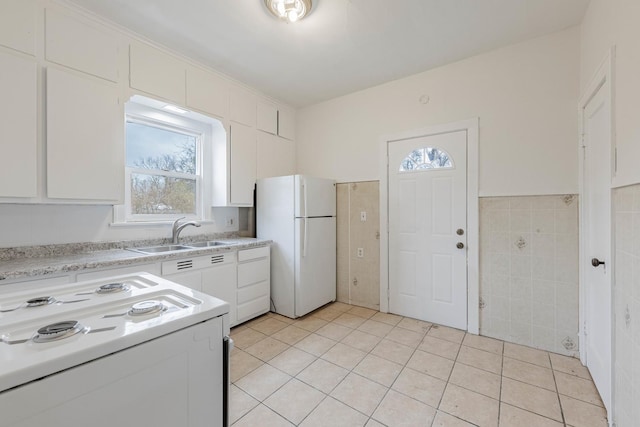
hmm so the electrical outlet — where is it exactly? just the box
[225,217,233,227]
[357,248,364,258]
[360,211,367,222]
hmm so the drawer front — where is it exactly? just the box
[162,252,235,275]
[237,280,269,304]
[238,246,269,262]
[237,258,269,288]
[237,295,270,323]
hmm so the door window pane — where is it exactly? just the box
[399,147,453,172]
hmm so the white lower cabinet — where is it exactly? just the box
[202,262,237,327]
[163,269,202,292]
[161,250,261,327]
[237,246,270,324]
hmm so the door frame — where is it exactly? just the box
[578,47,615,417]
[379,118,479,333]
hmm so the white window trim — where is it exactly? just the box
[113,99,216,225]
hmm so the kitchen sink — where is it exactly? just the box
[187,241,231,248]
[129,245,193,254]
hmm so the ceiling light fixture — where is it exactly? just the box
[265,0,312,23]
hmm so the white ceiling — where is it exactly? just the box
[67,0,590,107]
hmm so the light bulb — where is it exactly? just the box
[287,10,299,22]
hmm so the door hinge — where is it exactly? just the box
[614,146,618,174]
[583,320,588,337]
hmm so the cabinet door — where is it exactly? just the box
[186,66,228,118]
[130,42,185,104]
[257,132,295,179]
[0,0,36,55]
[46,68,124,201]
[164,270,202,291]
[229,85,256,127]
[45,9,120,82]
[230,123,257,206]
[277,108,295,141]
[202,263,237,326]
[257,101,277,135]
[0,52,37,198]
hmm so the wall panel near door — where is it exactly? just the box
[479,195,579,356]
[336,181,380,310]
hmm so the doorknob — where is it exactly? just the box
[591,258,605,268]
[456,229,465,236]
[456,242,465,249]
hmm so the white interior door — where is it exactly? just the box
[388,131,467,329]
[582,81,612,412]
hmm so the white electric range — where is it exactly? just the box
[0,273,231,427]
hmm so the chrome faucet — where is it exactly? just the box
[172,217,201,244]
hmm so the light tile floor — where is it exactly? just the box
[230,302,608,427]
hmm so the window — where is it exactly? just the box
[126,120,200,218]
[116,97,218,224]
[399,147,453,172]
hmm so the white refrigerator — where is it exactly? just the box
[257,175,336,318]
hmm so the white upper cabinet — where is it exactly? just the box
[45,9,120,82]
[230,123,257,205]
[229,85,256,127]
[256,101,295,141]
[212,122,256,207]
[0,0,36,55]
[257,101,278,135]
[278,108,295,140]
[130,42,186,104]
[257,132,295,179]
[46,68,124,202]
[0,51,37,198]
[186,66,229,118]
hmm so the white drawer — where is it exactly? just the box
[237,258,269,288]
[238,246,269,262]
[237,280,269,304]
[237,295,270,323]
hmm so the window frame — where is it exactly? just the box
[113,100,215,225]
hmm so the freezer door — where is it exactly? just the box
[294,175,336,218]
[294,217,336,317]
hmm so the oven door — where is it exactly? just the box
[0,316,225,427]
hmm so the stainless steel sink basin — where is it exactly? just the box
[187,241,231,248]
[129,245,193,254]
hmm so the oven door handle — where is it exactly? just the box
[223,335,233,427]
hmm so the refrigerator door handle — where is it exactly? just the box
[303,178,308,218]
[302,218,308,257]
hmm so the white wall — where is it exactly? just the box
[581,0,640,188]
[296,27,580,197]
[0,204,240,247]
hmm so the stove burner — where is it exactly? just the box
[26,296,55,307]
[128,300,164,316]
[96,282,129,294]
[33,320,85,343]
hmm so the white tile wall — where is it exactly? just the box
[479,195,579,356]
[613,185,640,427]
